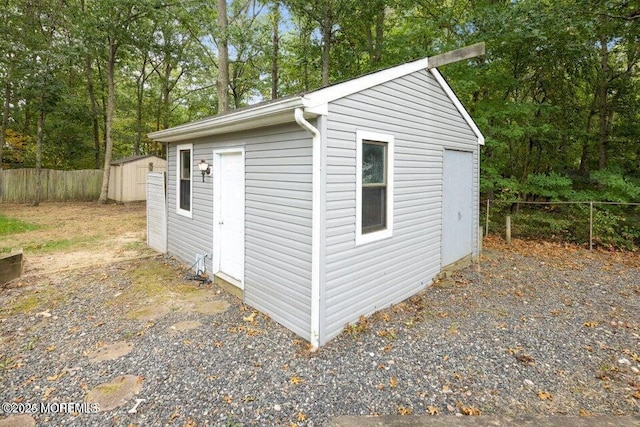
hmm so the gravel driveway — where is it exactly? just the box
[1,239,639,426]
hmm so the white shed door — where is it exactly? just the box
[442,150,473,267]
[217,151,244,283]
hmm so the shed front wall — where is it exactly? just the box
[166,123,314,339]
[108,157,167,202]
[322,69,479,344]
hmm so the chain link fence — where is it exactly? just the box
[482,200,640,250]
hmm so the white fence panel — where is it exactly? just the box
[146,172,167,253]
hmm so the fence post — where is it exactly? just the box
[485,199,490,236]
[589,201,593,251]
[506,215,511,245]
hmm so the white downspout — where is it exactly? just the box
[294,107,321,351]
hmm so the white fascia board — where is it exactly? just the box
[430,68,485,145]
[303,57,430,109]
[148,96,307,142]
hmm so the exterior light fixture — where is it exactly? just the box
[198,160,211,182]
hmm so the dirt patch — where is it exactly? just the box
[0,202,154,279]
[194,300,231,315]
[167,320,203,335]
[86,341,134,363]
[85,375,143,412]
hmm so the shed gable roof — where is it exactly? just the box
[111,154,164,166]
[148,56,483,145]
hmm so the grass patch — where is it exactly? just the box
[0,215,40,236]
[8,294,40,314]
[2,287,68,316]
[23,235,102,253]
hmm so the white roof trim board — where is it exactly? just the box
[148,56,484,145]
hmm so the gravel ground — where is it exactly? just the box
[1,240,639,426]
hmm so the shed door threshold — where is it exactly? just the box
[214,272,243,299]
[215,271,240,287]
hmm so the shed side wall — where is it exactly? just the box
[166,123,313,339]
[322,69,479,343]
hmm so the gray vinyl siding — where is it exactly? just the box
[244,124,314,339]
[166,143,215,273]
[322,69,479,343]
[166,123,314,339]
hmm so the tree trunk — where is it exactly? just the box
[579,107,596,173]
[34,108,45,206]
[135,57,149,155]
[85,55,101,168]
[135,81,143,155]
[0,81,10,169]
[217,0,229,113]
[320,14,332,87]
[162,62,172,129]
[98,41,117,204]
[598,33,609,170]
[271,1,280,100]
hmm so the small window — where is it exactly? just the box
[362,141,387,232]
[356,130,394,245]
[176,143,192,217]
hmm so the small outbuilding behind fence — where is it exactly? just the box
[108,155,166,202]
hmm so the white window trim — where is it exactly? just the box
[176,143,193,218]
[355,130,394,246]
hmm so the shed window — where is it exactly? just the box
[176,143,193,217]
[362,141,387,232]
[356,130,394,245]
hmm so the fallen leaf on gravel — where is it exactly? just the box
[457,402,480,415]
[243,312,257,323]
[579,408,593,416]
[247,328,261,336]
[622,349,640,362]
[632,390,640,400]
[390,377,398,388]
[223,396,233,404]
[168,409,180,423]
[537,390,553,401]
[21,375,38,386]
[46,345,56,352]
[183,417,197,427]
[296,412,307,421]
[427,405,440,415]
[397,406,412,415]
[515,354,536,365]
[506,347,523,355]
[290,375,304,385]
[214,341,223,348]
[47,371,67,381]
[583,322,598,328]
[42,387,55,400]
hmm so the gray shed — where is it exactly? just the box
[148,55,484,348]
[108,155,167,202]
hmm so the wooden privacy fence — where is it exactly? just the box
[0,168,103,203]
